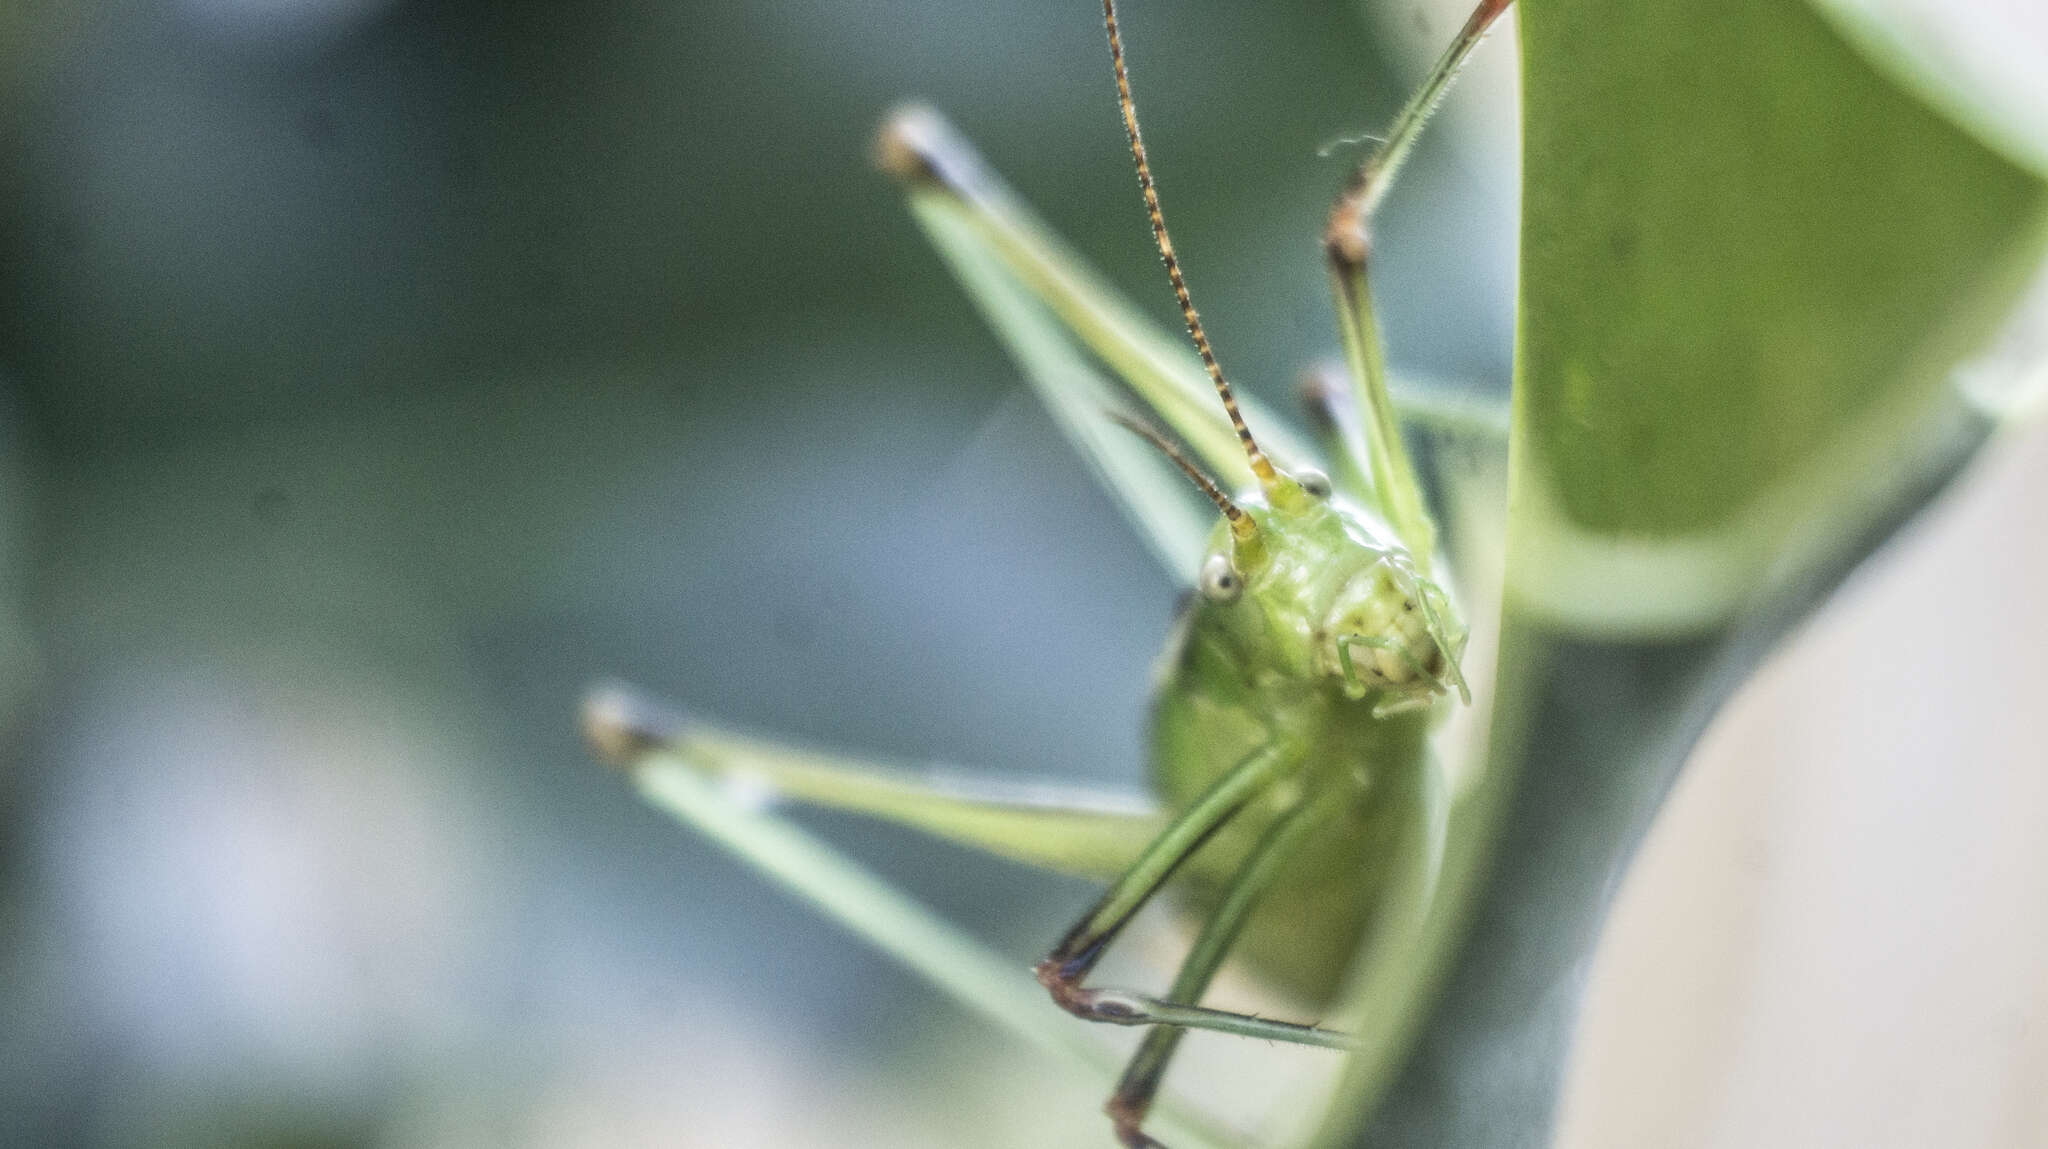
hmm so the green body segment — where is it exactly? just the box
[1147,495,1451,1004]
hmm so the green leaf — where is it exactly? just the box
[1507,0,2048,637]
[1317,0,2048,1144]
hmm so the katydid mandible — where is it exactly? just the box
[586,1,1514,1145]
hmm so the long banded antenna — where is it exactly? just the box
[1107,412,1256,540]
[1102,0,1278,489]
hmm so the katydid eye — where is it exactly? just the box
[1296,468,1332,499]
[1199,554,1243,602]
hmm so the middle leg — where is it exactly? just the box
[1105,787,1350,1148]
[1035,737,1357,1047]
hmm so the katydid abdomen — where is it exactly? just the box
[1150,616,1435,1004]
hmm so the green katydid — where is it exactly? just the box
[585,0,1515,1144]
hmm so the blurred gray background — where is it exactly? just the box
[1,0,2041,1146]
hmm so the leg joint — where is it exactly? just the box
[1106,1093,1165,1149]
[1035,959,1149,1025]
[1323,203,1372,271]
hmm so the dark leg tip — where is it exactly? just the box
[874,103,946,185]
[1106,1095,1166,1149]
[874,103,994,204]
[579,680,688,769]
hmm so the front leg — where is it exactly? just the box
[1324,0,1516,565]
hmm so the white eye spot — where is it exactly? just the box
[1199,554,1242,602]
[1295,468,1332,499]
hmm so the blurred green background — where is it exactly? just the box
[0,0,1510,1144]
[5,0,2044,1146]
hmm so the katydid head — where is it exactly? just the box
[1319,548,1470,713]
[1108,409,1468,711]
[1187,483,1470,714]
